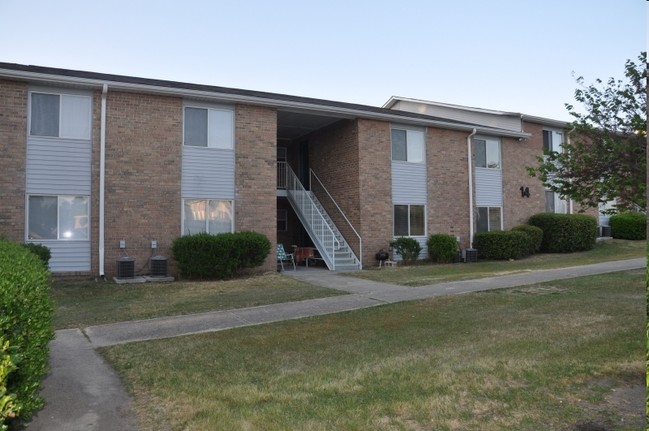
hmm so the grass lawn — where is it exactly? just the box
[351,239,646,286]
[51,274,343,329]
[102,270,646,431]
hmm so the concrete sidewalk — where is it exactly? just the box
[26,258,645,430]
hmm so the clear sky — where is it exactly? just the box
[1,0,645,121]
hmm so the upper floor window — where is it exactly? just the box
[474,137,501,169]
[543,129,563,153]
[391,127,424,163]
[30,92,92,139]
[184,106,234,149]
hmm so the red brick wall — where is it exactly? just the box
[427,127,472,248]
[103,91,183,278]
[0,79,27,242]
[357,119,393,266]
[235,104,277,272]
[502,125,546,228]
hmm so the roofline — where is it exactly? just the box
[383,95,522,117]
[0,63,530,139]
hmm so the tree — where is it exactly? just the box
[528,52,647,213]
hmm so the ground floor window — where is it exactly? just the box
[27,195,90,240]
[476,206,502,232]
[183,199,233,235]
[277,209,287,231]
[394,204,425,236]
[545,191,568,214]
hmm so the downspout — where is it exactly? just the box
[467,128,477,248]
[99,84,107,279]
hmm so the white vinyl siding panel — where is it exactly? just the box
[182,146,235,199]
[27,240,91,272]
[26,138,92,195]
[475,168,503,207]
[391,162,427,204]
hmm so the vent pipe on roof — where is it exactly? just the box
[99,84,107,279]
[467,128,477,248]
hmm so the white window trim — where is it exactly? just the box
[393,204,427,237]
[542,128,564,153]
[474,136,501,170]
[182,102,235,150]
[28,88,93,141]
[181,198,235,236]
[26,194,91,241]
[390,125,426,164]
[476,206,504,232]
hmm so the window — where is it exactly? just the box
[184,106,234,149]
[277,209,287,231]
[183,199,233,235]
[28,195,89,240]
[476,207,502,232]
[391,128,424,163]
[394,204,425,236]
[30,92,92,139]
[474,138,501,169]
[542,129,563,153]
[545,191,567,214]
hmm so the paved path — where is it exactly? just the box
[26,258,645,430]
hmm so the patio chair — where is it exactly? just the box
[276,243,296,271]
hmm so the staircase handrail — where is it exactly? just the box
[284,165,340,269]
[309,169,362,270]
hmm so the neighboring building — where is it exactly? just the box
[0,63,594,277]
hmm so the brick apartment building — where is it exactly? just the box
[0,63,591,277]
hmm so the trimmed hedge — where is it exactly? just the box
[0,240,53,428]
[390,237,421,264]
[427,233,458,263]
[473,231,530,260]
[609,212,646,240]
[22,243,51,268]
[172,231,271,280]
[512,224,544,255]
[528,213,597,253]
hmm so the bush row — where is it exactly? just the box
[474,229,537,260]
[0,240,53,429]
[528,213,597,253]
[172,231,271,279]
[609,212,646,240]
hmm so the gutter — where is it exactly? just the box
[467,128,477,248]
[99,84,107,279]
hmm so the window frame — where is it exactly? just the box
[277,209,288,232]
[393,204,426,237]
[182,198,234,235]
[28,90,92,140]
[474,136,501,169]
[476,206,503,232]
[542,129,563,153]
[183,103,234,149]
[391,126,425,163]
[26,195,90,241]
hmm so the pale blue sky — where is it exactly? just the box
[1,0,645,121]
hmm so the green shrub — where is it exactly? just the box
[390,237,422,264]
[172,231,271,280]
[473,231,530,260]
[427,234,458,263]
[1,338,18,430]
[22,243,51,268]
[528,213,597,253]
[609,212,646,240]
[511,224,544,255]
[0,239,53,428]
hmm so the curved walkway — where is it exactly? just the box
[26,258,645,430]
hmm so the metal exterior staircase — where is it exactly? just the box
[283,164,361,271]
